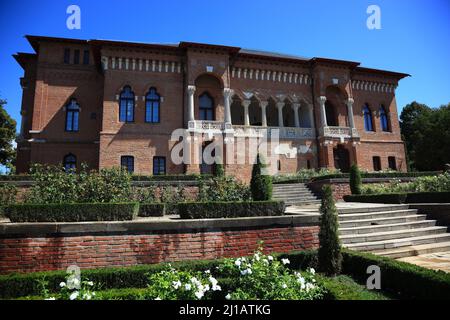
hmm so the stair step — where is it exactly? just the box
[285,200,321,206]
[337,204,410,214]
[341,226,447,244]
[339,214,427,228]
[338,209,418,222]
[344,233,450,251]
[371,241,450,259]
[273,192,314,197]
[339,220,437,235]
[274,196,318,201]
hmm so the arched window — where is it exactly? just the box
[379,105,389,132]
[199,92,214,121]
[363,104,374,131]
[119,86,135,122]
[145,88,160,123]
[65,99,80,132]
[63,153,77,172]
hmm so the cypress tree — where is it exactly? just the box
[349,163,362,195]
[250,154,273,201]
[318,184,342,276]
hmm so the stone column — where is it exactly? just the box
[308,104,315,128]
[292,103,300,127]
[346,98,355,129]
[260,101,268,127]
[242,99,251,126]
[223,88,233,124]
[318,96,327,127]
[187,85,196,122]
[276,102,285,127]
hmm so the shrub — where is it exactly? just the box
[131,186,158,203]
[318,185,342,276]
[4,202,139,222]
[178,201,285,219]
[38,271,97,300]
[131,174,212,182]
[342,250,450,299]
[197,175,251,202]
[344,192,450,204]
[138,203,165,217]
[310,171,442,182]
[214,161,225,177]
[25,164,132,204]
[0,184,17,216]
[160,185,187,214]
[217,247,323,300]
[273,168,340,184]
[250,154,272,201]
[349,164,362,195]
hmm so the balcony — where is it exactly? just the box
[320,126,359,140]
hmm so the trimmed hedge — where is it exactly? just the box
[0,251,315,299]
[177,201,285,219]
[273,177,310,184]
[343,192,450,204]
[311,171,442,182]
[4,202,139,222]
[138,203,165,217]
[131,174,212,182]
[342,250,450,299]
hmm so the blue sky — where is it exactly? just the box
[1,0,449,131]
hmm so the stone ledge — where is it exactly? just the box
[0,214,319,238]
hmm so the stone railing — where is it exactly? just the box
[320,126,359,139]
[233,125,315,139]
[188,120,229,133]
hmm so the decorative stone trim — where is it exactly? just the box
[352,80,397,93]
[231,67,310,85]
[102,56,182,74]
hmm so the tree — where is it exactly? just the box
[349,164,361,195]
[250,154,273,201]
[0,98,17,172]
[318,185,342,276]
[400,101,450,171]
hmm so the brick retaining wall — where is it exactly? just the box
[0,215,319,274]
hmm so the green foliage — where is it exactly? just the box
[214,160,225,177]
[344,192,450,204]
[273,168,341,184]
[0,98,17,171]
[160,185,188,214]
[400,101,450,170]
[342,249,450,299]
[39,271,96,300]
[25,164,132,204]
[5,202,139,222]
[317,275,391,300]
[217,247,323,300]
[197,175,251,202]
[0,184,17,217]
[138,203,165,217]
[250,154,273,201]
[131,174,212,181]
[318,185,342,276]
[361,173,450,194]
[310,171,440,182]
[131,186,158,203]
[349,164,362,195]
[178,201,285,219]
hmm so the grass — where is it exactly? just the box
[318,274,394,300]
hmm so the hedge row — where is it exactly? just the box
[131,174,212,182]
[273,177,310,184]
[343,192,450,204]
[310,171,441,182]
[0,251,314,299]
[4,203,139,222]
[138,203,165,217]
[341,250,450,299]
[178,201,285,219]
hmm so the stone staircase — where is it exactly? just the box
[272,183,321,206]
[339,204,450,259]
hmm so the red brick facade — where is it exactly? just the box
[14,36,408,181]
[0,225,318,274]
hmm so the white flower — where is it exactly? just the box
[87,281,94,286]
[282,283,287,289]
[45,297,56,300]
[172,280,182,289]
[69,291,79,300]
[281,258,290,265]
[254,253,260,261]
[194,290,204,299]
[262,259,269,265]
[204,270,211,274]
[308,268,316,275]
[212,284,221,291]
[235,259,242,267]
[209,276,218,286]
[225,293,231,300]
[185,283,192,291]
[268,255,274,261]
[155,297,161,300]
[59,282,66,288]
[82,293,92,300]
[240,269,248,276]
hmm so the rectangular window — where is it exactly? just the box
[83,50,90,65]
[153,157,166,175]
[388,157,397,170]
[64,48,70,64]
[73,50,80,64]
[121,156,134,173]
[373,156,381,171]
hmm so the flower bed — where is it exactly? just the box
[177,201,285,219]
[4,202,139,222]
